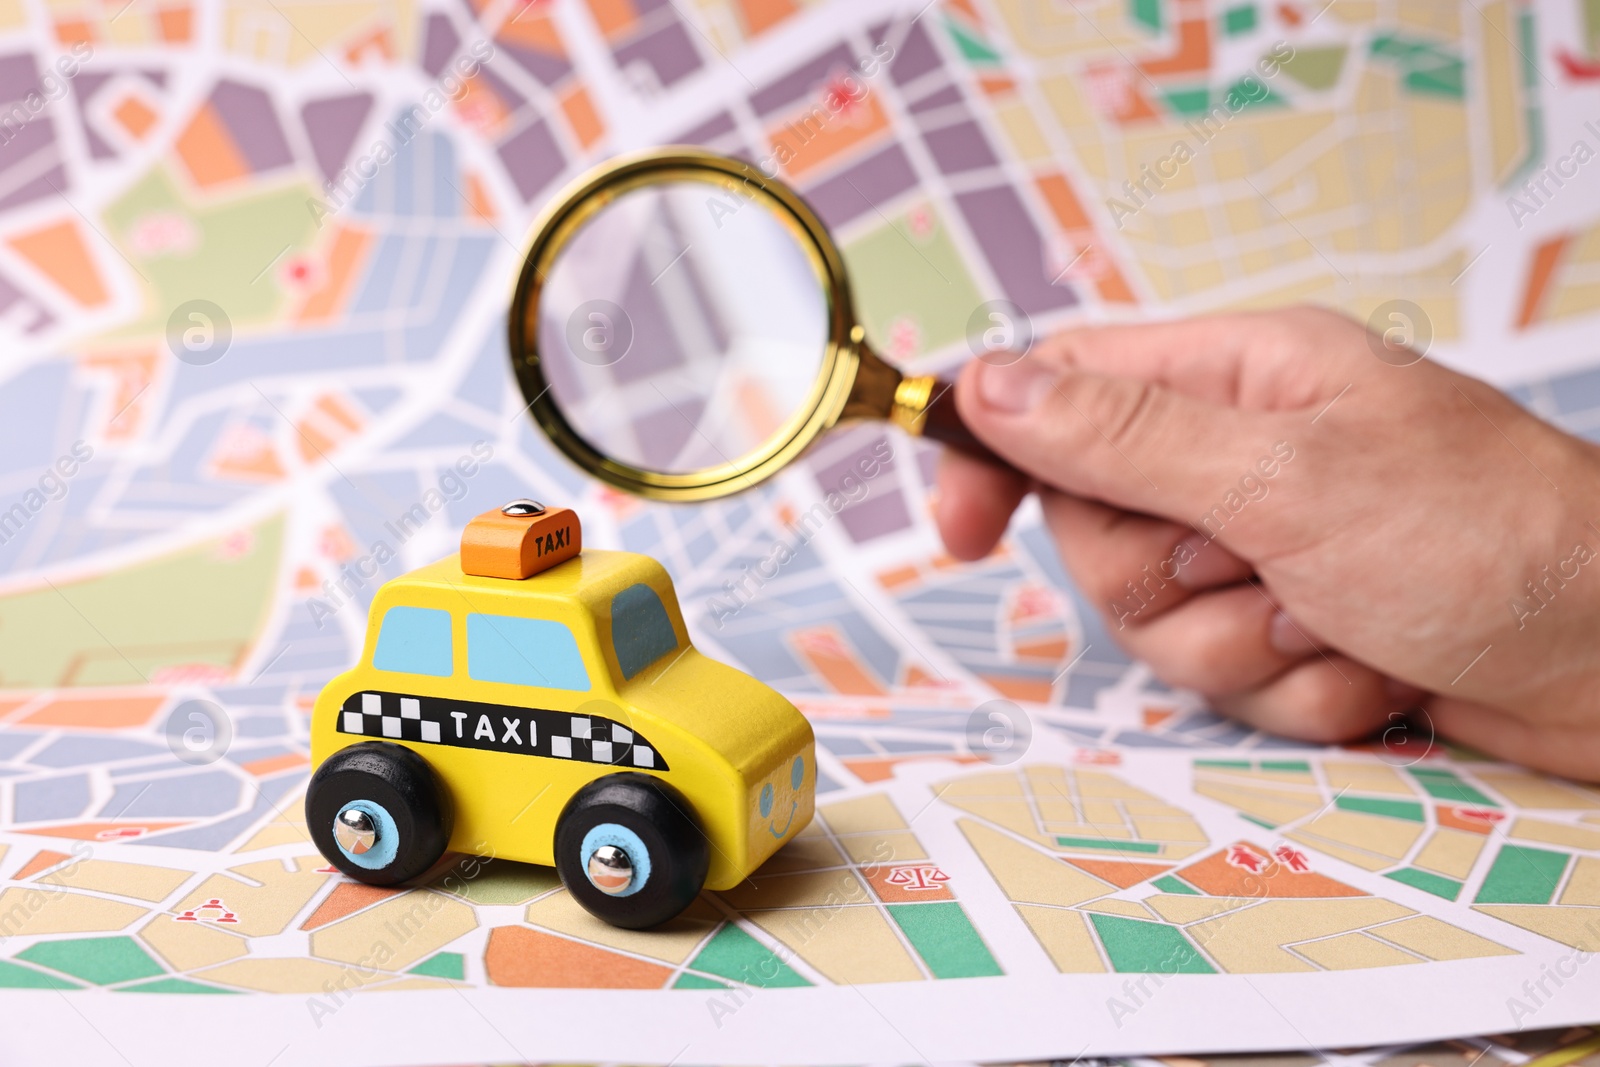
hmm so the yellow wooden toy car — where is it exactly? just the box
[307,499,815,928]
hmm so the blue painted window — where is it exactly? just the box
[467,614,590,690]
[611,583,678,680]
[373,606,453,677]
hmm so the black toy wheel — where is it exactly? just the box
[555,773,709,929]
[307,742,450,886]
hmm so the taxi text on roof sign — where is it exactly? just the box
[461,498,581,579]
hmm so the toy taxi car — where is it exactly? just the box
[307,500,815,928]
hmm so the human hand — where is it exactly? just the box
[935,307,1600,779]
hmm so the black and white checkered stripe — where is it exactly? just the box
[337,691,665,770]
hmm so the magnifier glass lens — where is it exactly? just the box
[536,180,829,477]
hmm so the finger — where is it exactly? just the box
[1209,655,1397,744]
[955,356,1302,552]
[934,446,1029,561]
[1018,308,1355,410]
[1429,698,1600,783]
[1108,583,1321,694]
[1038,492,1252,631]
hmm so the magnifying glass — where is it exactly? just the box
[507,146,1001,503]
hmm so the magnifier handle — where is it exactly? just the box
[916,377,1004,466]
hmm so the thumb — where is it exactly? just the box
[955,356,1299,548]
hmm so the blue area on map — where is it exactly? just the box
[0,361,75,477]
[211,683,289,707]
[105,770,240,817]
[1064,671,1120,709]
[351,125,464,220]
[234,714,291,738]
[442,462,541,528]
[817,735,874,756]
[271,602,354,681]
[455,323,510,415]
[1546,365,1600,440]
[226,744,296,767]
[392,410,491,449]
[31,737,166,767]
[131,772,300,851]
[1016,521,1132,698]
[13,773,91,821]
[879,737,953,753]
[1112,730,1192,748]
[0,731,39,759]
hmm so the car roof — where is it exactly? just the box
[387,549,664,612]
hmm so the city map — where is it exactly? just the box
[0,0,1599,1062]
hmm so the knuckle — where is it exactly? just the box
[1074,377,1163,454]
[1144,622,1245,692]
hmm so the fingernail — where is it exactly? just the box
[1269,611,1317,655]
[977,360,1055,414]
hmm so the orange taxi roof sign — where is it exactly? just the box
[461,500,582,579]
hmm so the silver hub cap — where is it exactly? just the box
[587,844,634,895]
[335,808,378,856]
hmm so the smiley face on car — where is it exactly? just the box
[753,750,814,849]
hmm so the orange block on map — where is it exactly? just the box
[112,94,160,139]
[295,394,364,463]
[498,7,566,57]
[296,225,373,324]
[301,881,403,930]
[586,0,637,41]
[792,627,886,695]
[1067,857,1172,888]
[1173,841,1367,898]
[736,0,798,36]
[768,90,890,181]
[485,925,673,988]
[175,102,251,187]
[19,693,165,729]
[8,220,108,307]
[559,85,605,150]
[157,5,192,42]
[1515,233,1571,329]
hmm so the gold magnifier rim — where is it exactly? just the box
[507,146,861,503]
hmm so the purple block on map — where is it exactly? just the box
[614,19,702,92]
[0,53,38,101]
[810,430,910,543]
[675,110,736,145]
[908,82,963,114]
[613,253,691,386]
[69,72,116,159]
[0,113,66,211]
[497,117,565,202]
[500,35,572,87]
[956,185,1079,316]
[802,142,917,230]
[0,268,47,335]
[749,43,858,117]
[302,93,374,182]
[923,120,997,174]
[422,13,460,77]
[211,80,294,173]
[477,61,529,118]
[888,21,943,86]
[633,396,704,466]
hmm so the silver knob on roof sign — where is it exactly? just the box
[501,499,547,516]
[334,808,378,855]
[587,844,634,895]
